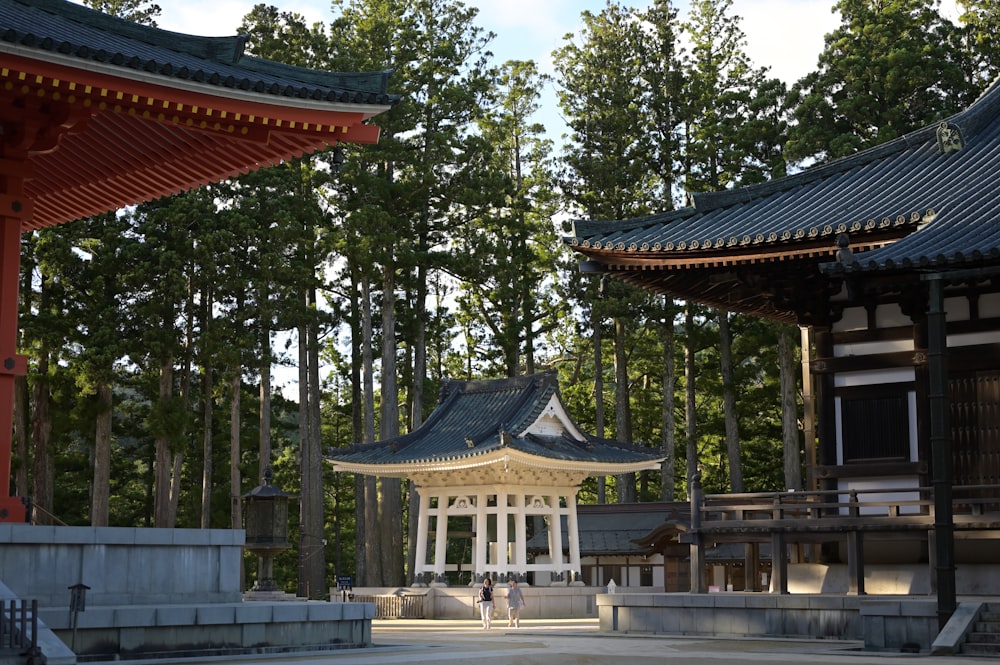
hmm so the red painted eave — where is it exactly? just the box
[2,53,389,230]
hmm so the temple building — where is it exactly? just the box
[566,77,1000,632]
[327,373,666,585]
[0,0,396,522]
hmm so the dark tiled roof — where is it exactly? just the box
[567,77,1000,276]
[327,373,661,466]
[1,0,396,105]
[527,503,689,556]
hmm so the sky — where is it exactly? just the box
[146,0,842,85]
[55,2,842,140]
[72,0,962,147]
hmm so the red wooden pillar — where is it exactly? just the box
[0,154,29,522]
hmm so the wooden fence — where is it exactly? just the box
[351,594,424,619]
[1,599,37,655]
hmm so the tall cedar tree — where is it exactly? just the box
[454,60,560,378]
[328,0,494,585]
[237,6,336,598]
[554,3,661,503]
[785,0,970,163]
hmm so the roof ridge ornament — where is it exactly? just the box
[835,233,856,266]
[936,121,964,154]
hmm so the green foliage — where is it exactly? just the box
[957,0,1000,91]
[785,0,971,163]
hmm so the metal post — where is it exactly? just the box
[926,274,956,628]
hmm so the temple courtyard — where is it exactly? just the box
[97,618,986,665]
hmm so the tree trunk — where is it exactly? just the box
[259,316,272,484]
[31,350,53,525]
[167,451,183,528]
[718,310,743,492]
[14,240,32,501]
[297,322,314,597]
[351,271,367,585]
[407,266,429,581]
[592,301,606,503]
[684,305,698,495]
[200,365,213,529]
[660,298,676,500]
[198,280,214,529]
[154,361,173,528]
[92,382,112,526]
[779,328,803,490]
[305,297,326,598]
[379,265,403,586]
[229,370,243,591]
[360,273,377,585]
[230,372,242,531]
[614,317,636,503]
[13,374,28,500]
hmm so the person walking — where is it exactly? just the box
[478,578,494,629]
[506,579,525,628]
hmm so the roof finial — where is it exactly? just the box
[835,233,856,266]
[936,121,964,154]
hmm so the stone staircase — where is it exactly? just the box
[963,603,1000,657]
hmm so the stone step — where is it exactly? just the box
[968,631,1000,644]
[975,621,1000,632]
[962,642,1000,657]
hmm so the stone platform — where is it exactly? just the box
[0,524,374,662]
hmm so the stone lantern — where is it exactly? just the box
[243,467,293,597]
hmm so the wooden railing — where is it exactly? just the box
[686,480,1000,594]
[0,599,38,656]
[693,483,1000,536]
[350,594,424,619]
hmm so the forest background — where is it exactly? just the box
[12,0,999,596]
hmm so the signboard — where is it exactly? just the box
[336,575,353,590]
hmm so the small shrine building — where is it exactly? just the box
[0,0,396,522]
[327,373,666,585]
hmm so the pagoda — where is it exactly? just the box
[327,373,665,585]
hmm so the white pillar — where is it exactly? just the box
[475,491,488,577]
[549,493,564,567]
[434,494,448,578]
[566,491,582,580]
[496,490,509,572]
[514,493,527,574]
[414,490,431,580]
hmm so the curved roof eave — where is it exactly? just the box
[567,78,1000,280]
[0,43,394,121]
[327,447,666,479]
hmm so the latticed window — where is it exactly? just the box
[841,392,910,462]
[950,371,1000,486]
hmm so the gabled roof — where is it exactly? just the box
[527,502,689,557]
[1,0,397,230]
[326,373,664,479]
[566,78,1000,321]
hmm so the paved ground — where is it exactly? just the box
[120,618,984,665]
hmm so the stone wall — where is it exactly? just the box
[0,525,375,660]
[597,592,945,652]
[0,524,243,607]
